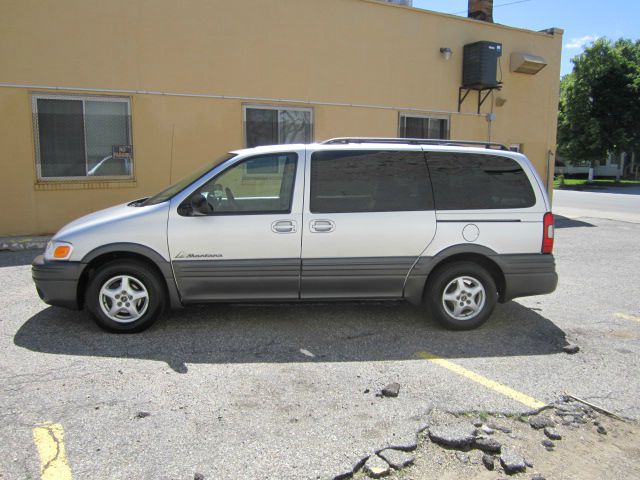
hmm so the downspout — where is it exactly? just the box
[547,150,554,199]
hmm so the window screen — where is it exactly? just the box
[245,106,312,147]
[428,153,536,210]
[37,99,86,177]
[400,115,449,139]
[34,95,132,179]
[310,150,433,213]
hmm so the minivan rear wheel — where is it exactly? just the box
[426,261,497,330]
[86,260,165,333]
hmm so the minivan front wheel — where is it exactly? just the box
[426,261,497,330]
[86,260,165,333]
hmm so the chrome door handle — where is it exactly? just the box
[271,220,297,233]
[310,219,335,233]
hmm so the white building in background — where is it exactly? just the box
[559,152,638,179]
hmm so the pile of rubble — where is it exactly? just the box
[352,396,610,479]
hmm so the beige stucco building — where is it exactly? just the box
[0,0,563,236]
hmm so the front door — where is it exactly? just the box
[168,151,304,302]
[301,147,437,299]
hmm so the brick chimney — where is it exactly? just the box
[384,0,413,5]
[468,0,494,22]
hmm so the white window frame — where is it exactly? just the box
[32,93,133,182]
[242,104,314,149]
[398,113,450,140]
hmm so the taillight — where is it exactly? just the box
[542,212,554,254]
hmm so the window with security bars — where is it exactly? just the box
[33,95,132,179]
[399,114,449,140]
[244,105,312,149]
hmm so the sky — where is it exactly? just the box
[411,0,640,77]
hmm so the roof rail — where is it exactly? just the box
[321,137,509,150]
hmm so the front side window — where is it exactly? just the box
[399,114,449,140]
[244,106,312,147]
[33,95,132,179]
[310,150,433,214]
[428,153,536,210]
[183,153,298,215]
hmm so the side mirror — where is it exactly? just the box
[177,201,192,216]
[192,194,211,216]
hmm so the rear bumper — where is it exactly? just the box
[32,255,82,309]
[496,254,558,302]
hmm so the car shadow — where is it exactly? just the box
[581,186,640,196]
[554,215,596,229]
[556,185,640,196]
[14,301,570,373]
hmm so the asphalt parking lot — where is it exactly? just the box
[1,193,639,479]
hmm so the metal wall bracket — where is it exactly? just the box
[458,85,502,114]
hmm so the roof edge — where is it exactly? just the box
[360,0,564,39]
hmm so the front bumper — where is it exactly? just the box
[32,255,83,309]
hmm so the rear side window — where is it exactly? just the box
[310,150,433,213]
[428,153,536,210]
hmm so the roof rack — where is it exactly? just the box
[321,137,508,150]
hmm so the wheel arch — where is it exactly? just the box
[404,244,506,305]
[77,243,182,309]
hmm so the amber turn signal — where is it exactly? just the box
[53,245,72,259]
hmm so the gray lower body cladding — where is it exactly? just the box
[494,254,558,302]
[32,255,83,309]
[33,249,182,310]
[173,257,416,302]
[173,259,301,302]
[172,254,556,303]
[404,252,557,304]
[32,252,557,309]
[301,257,416,299]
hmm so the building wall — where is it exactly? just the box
[0,0,563,235]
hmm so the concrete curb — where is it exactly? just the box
[0,236,50,252]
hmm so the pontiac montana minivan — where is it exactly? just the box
[33,138,557,333]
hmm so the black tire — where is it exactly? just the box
[426,261,497,331]
[85,260,165,333]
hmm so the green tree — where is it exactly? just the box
[558,38,640,166]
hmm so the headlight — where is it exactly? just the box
[44,241,74,261]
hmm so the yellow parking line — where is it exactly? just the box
[615,312,640,323]
[416,351,545,410]
[32,422,73,480]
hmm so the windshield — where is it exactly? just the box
[141,153,237,206]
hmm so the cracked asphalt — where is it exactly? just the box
[1,191,639,479]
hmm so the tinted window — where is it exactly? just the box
[428,153,536,210]
[310,150,433,213]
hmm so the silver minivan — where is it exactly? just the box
[32,138,557,332]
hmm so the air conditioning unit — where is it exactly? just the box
[462,41,502,89]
